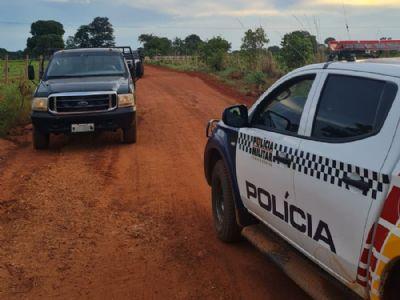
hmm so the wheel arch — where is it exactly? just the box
[204,142,257,227]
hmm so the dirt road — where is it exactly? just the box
[0,66,309,299]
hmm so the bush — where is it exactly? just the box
[0,81,32,136]
[244,71,266,87]
[200,36,231,71]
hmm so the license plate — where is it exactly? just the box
[71,123,95,133]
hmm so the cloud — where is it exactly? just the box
[314,0,400,6]
[110,0,400,18]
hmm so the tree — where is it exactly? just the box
[0,48,7,59]
[88,17,115,47]
[66,17,115,48]
[138,34,172,57]
[324,37,336,46]
[31,20,65,37]
[200,36,231,71]
[172,37,185,55]
[268,46,281,55]
[184,34,203,55]
[26,20,65,56]
[280,31,315,70]
[66,25,91,48]
[241,27,269,53]
[240,27,269,68]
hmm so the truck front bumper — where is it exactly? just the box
[31,107,136,134]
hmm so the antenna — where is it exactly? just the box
[236,18,245,30]
[292,15,305,31]
[342,3,351,39]
[313,16,321,44]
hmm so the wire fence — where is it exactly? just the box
[0,56,46,85]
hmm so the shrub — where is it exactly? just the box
[0,81,32,136]
[244,71,266,87]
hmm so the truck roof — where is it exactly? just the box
[295,58,400,78]
[53,48,122,55]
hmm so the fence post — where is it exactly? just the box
[24,55,29,80]
[4,55,8,84]
[38,55,44,79]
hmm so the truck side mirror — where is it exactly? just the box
[28,65,35,80]
[222,104,248,128]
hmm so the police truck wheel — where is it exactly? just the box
[33,127,49,150]
[123,124,137,144]
[383,264,400,300]
[211,160,241,242]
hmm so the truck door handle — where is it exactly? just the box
[275,154,292,167]
[342,175,370,193]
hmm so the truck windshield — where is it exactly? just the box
[46,52,127,79]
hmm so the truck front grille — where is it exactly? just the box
[49,93,117,114]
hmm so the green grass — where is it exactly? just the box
[0,81,33,136]
[0,59,45,82]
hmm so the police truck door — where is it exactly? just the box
[236,73,320,244]
[294,72,399,284]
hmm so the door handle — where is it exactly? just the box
[275,154,292,167]
[343,175,370,193]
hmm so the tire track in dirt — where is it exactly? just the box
[0,66,310,299]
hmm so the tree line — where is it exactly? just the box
[140,29,329,71]
[1,17,338,71]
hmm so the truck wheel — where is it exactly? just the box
[122,123,137,144]
[383,264,400,300]
[33,127,49,150]
[211,160,241,242]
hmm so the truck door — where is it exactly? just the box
[236,73,320,243]
[293,72,399,283]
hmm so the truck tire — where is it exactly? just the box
[211,160,241,242]
[383,264,400,300]
[122,123,137,144]
[33,127,49,150]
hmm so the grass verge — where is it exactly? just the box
[0,81,33,137]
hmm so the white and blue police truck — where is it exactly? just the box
[204,59,400,300]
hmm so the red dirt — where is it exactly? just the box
[0,66,309,299]
[149,64,257,106]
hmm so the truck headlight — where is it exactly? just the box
[118,94,135,108]
[32,97,48,111]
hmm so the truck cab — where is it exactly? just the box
[204,59,400,300]
[29,48,137,149]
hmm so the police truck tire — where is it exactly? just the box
[383,264,400,300]
[211,160,241,242]
[33,127,49,150]
[123,124,137,144]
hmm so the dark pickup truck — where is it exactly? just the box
[28,48,137,149]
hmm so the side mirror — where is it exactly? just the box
[28,65,35,80]
[222,104,248,128]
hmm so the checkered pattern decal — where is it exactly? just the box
[238,132,390,200]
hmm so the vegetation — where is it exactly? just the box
[279,31,317,70]
[0,81,33,136]
[66,17,115,48]
[200,36,231,71]
[26,20,65,56]
[0,60,43,81]
[138,34,172,57]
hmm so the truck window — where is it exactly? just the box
[252,75,316,134]
[46,52,127,79]
[312,75,398,141]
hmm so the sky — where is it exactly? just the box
[0,0,399,51]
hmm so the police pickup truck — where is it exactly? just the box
[28,48,137,149]
[204,59,400,300]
